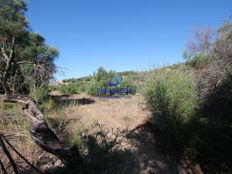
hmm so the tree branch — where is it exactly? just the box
[9,37,15,59]
[16,61,33,64]
[1,94,79,165]
[0,45,8,61]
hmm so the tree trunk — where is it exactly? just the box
[2,94,79,166]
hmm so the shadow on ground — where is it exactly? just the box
[45,124,135,174]
[49,94,95,107]
[42,122,182,174]
[14,121,209,174]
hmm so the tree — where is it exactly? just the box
[95,66,108,81]
[193,19,232,171]
[20,32,58,92]
[0,0,78,165]
[197,18,232,102]
[183,26,214,69]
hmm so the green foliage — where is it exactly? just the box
[120,75,137,94]
[142,18,232,172]
[59,83,79,95]
[55,66,137,96]
[20,32,59,87]
[144,67,198,149]
[0,0,28,36]
[184,52,208,69]
[95,66,108,81]
[0,0,58,95]
[86,78,99,96]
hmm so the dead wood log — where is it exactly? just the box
[1,94,79,166]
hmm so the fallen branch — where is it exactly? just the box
[1,94,79,166]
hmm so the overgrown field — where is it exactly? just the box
[0,0,232,173]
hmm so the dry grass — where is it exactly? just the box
[0,93,204,173]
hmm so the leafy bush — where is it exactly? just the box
[59,83,79,95]
[54,67,139,96]
[185,53,208,69]
[86,79,99,96]
[144,67,198,149]
[120,75,137,94]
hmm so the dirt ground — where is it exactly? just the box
[47,93,202,174]
[0,93,203,174]
[64,93,148,129]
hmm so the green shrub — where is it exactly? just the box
[183,51,208,70]
[86,79,99,96]
[144,68,198,149]
[120,75,137,94]
[186,54,208,69]
[59,83,79,95]
[54,67,139,96]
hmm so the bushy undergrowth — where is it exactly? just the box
[59,83,80,95]
[53,67,137,96]
[185,53,208,69]
[144,66,198,150]
[193,22,232,171]
[144,18,232,173]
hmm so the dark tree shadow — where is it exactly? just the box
[45,125,134,174]
[47,95,95,109]
[14,121,198,174]
[58,98,95,105]
[126,121,179,174]
[189,76,232,173]
[43,122,182,174]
